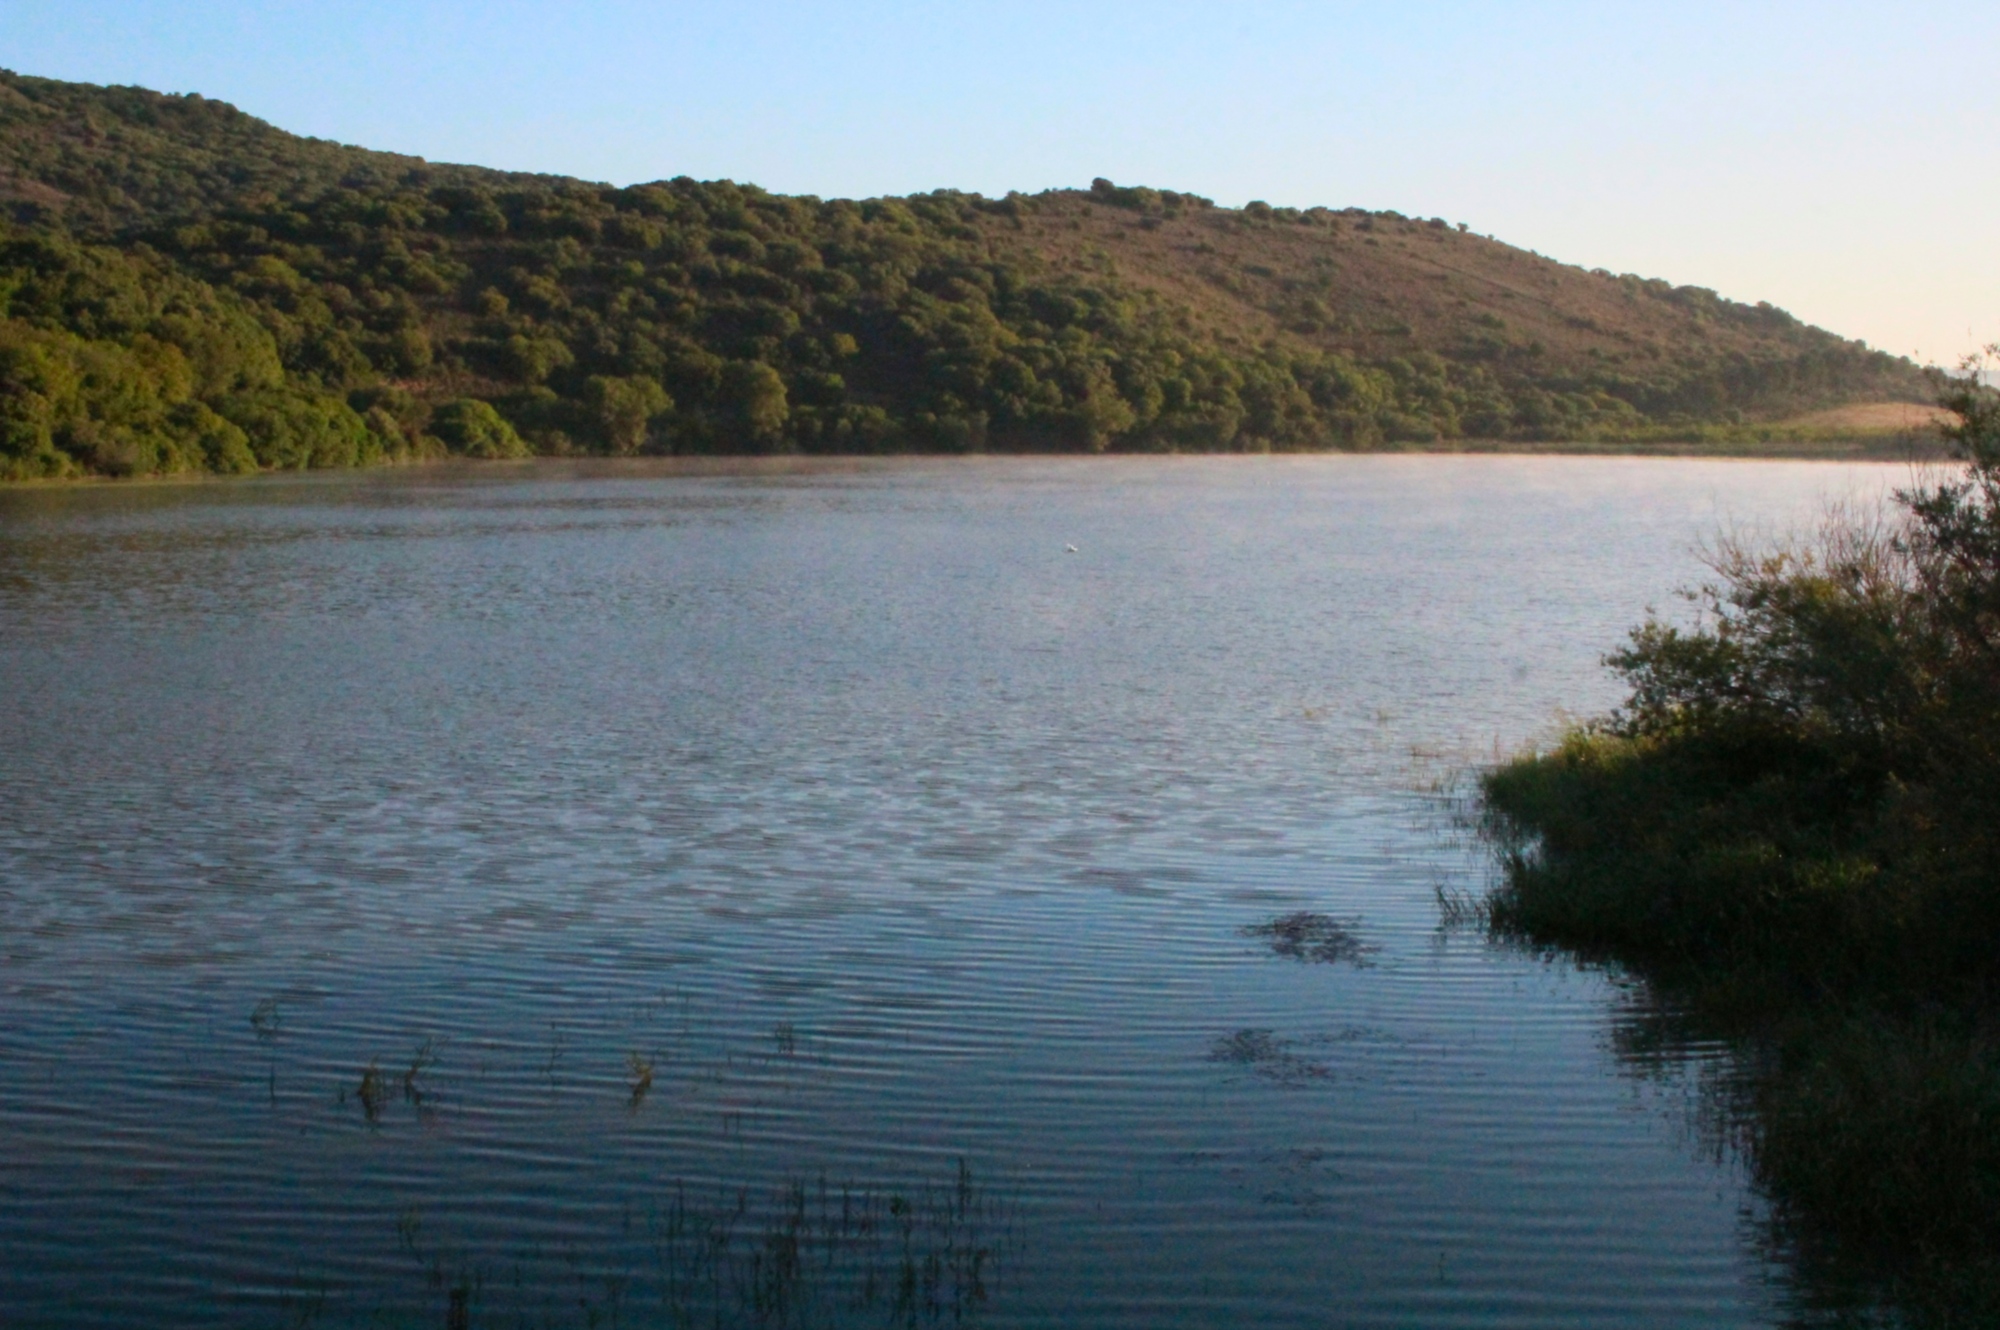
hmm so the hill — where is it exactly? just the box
[0,69,1929,480]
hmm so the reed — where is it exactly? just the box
[626,1051,656,1111]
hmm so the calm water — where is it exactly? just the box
[0,456,1904,1329]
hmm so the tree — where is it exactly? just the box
[429,398,527,458]
[584,375,672,454]
[720,360,788,448]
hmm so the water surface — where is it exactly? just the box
[0,456,1903,1328]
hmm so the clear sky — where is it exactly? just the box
[4,1,1993,365]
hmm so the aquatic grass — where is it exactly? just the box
[354,1061,387,1125]
[401,1038,438,1107]
[1207,1029,1335,1086]
[636,1161,1008,1328]
[1478,703,2000,1309]
[544,1022,565,1094]
[625,1051,655,1111]
[1430,880,1486,931]
[1240,912,1378,966]
[1481,726,1892,991]
[251,996,283,1104]
[250,997,282,1041]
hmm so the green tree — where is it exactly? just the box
[217,389,381,469]
[430,398,527,458]
[499,334,574,385]
[720,360,788,448]
[584,374,672,454]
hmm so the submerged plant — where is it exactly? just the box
[1241,912,1379,966]
[1207,1029,1335,1086]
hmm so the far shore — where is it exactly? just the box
[0,428,1954,491]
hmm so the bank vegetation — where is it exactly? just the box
[1480,358,2000,1319]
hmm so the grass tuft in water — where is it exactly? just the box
[355,1061,387,1125]
[401,1038,437,1107]
[334,1159,1015,1328]
[1241,911,1379,966]
[625,1051,655,1111]
[1207,1029,1335,1086]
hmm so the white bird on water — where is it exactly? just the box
[1065,543,1079,553]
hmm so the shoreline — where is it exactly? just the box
[0,434,1952,490]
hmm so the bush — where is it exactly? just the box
[216,388,381,469]
[1477,353,2000,1311]
[429,397,527,459]
[584,374,671,454]
[1485,357,2000,995]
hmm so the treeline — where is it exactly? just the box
[0,70,1926,480]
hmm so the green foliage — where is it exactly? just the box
[584,374,671,453]
[1478,360,2000,1308]
[216,388,381,469]
[721,360,788,449]
[0,68,1930,480]
[1486,364,2000,990]
[429,398,526,459]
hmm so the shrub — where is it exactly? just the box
[217,388,380,469]
[584,374,671,454]
[429,398,527,458]
[1477,354,2000,1310]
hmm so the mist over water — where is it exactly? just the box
[0,456,1902,1328]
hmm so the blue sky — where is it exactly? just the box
[4,1,1994,364]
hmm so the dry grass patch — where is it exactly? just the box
[1772,401,1949,436]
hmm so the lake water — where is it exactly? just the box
[0,456,1906,1329]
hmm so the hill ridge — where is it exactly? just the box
[0,68,1927,480]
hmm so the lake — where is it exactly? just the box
[0,456,1906,1328]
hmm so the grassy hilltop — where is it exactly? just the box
[0,69,1929,480]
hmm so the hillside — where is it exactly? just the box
[0,69,1928,480]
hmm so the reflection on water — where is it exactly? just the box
[0,457,1905,1327]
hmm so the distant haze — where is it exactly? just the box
[5,0,1993,365]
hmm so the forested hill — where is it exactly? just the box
[0,69,1927,479]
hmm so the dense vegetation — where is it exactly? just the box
[1481,363,2000,1319]
[0,69,1927,480]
